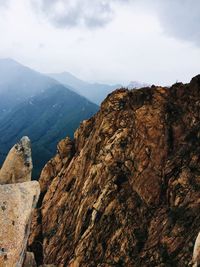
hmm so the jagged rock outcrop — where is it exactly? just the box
[0,136,40,267]
[0,136,32,184]
[29,76,200,266]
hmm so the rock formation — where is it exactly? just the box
[0,136,40,267]
[29,76,200,266]
[0,181,40,267]
[0,136,32,184]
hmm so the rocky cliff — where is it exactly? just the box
[29,76,200,266]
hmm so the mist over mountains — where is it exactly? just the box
[0,58,147,177]
[0,58,98,177]
[49,72,121,104]
[49,72,149,104]
[0,58,57,114]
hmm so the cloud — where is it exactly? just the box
[32,0,124,28]
[135,0,200,46]
[32,0,200,45]
[152,0,200,45]
[0,0,9,7]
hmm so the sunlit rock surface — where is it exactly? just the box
[0,181,40,267]
[0,136,40,267]
[0,136,32,184]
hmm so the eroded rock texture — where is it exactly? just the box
[0,136,32,184]
[29,76,200,266]
[0,181,40,267]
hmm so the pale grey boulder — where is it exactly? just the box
[0,181,40,267]
[0,136,33,184]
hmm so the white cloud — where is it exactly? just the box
[164,1,200,45]
[143,0,200,45]
[32,0,200,45]
[32,0,123,28]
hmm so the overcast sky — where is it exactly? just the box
[0,0,200,85]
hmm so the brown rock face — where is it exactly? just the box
[30,76,200,266]
[0,136,32,184]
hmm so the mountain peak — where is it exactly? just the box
[0,57,21,65]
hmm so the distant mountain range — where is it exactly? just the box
[0,58,57,115]
[48,72,121,105]
[49,72,149,105]
[0,59,98,178]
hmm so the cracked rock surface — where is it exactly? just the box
[29,76,200,266]
[0,181,40,267]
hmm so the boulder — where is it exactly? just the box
[0,136,32,184]
[0,181,40,267]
